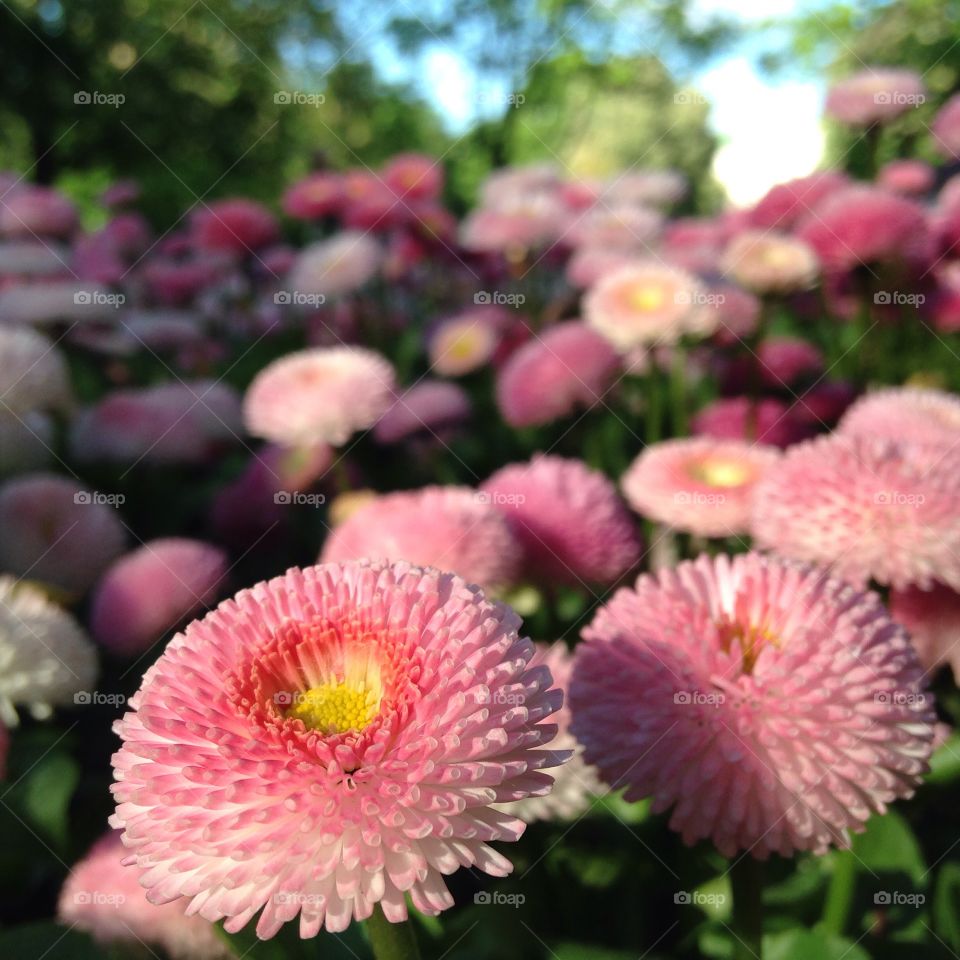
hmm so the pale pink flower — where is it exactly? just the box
[373,380,471,444]
[932,93,960,158]
[603,170,687,209]
[321,487,521,590]
[58,832,228,959]
[565,246,638,288]
[0,186,78,239]
[570,552,935,857]
[877,159,935,196]
[622,438,780,537]
[839,387,960,448]
[495,321,619,428]
[584,261,715,351]
[428,309,501,376]
[481,455,641,586]
[566,204,663,250]
[721,230,819,295]
[496,642,604,822]
[0,473,126,595]
[825,68,926,126]
[288,232,382,298]
[891,582,960,683]
[91,539,229,657]
[244,346,395,446]
[111,560,565,935]
[752,434,960,590]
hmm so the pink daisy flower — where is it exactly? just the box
[91,539,229,657]
[891,582,960,683]
[566,204,663,250]
[570,552,935,858]
[824,68,926,126]
[603,170,687,209]
[282,173,344,221]
[496,642,604,822]
[101,180,141,208]
[58,832,228,959]
[878,159,935,197]
[382,153,443,202]
[373,380,471,444]
[288,232,382,298]
[721,230,819,295]
[0,281,120,326]
[692,397,816,448]
[932,93,960,158]
[621,438,780,537]
[584,261,716,351]
[495,321,620,427]
[111,560,565,936]
[428,309,501,376]
[838,387,960,448]
[752,433,960,590]
[244,346,395,447]
[480,455,641,587]
[795,186,932,274]
[0,473,126,595]
[191,199,279,256]
[0,186,78,239]
[0,240,71,280]
[320,487,521,590]
[748,171,851,231]
[565,246,638,288]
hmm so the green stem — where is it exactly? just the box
[670,343,688,438]
[822,848,857,936]
[730,856,764,960]
[366,906,421,960]
[645,364,663,445]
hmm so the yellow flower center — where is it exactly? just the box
[287,678,381,734]
[627,283,665,313]
[718,619,779,674]
[688,458,754,488]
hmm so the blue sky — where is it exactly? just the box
[366,0,834,205]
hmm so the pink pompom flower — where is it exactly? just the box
[288,232,382,298]
[0,473,126,595]
[244,346,395,446]
[570,552,935,858]
[111,560,565,936]
[824,68,926,126]
[428,308,502,376]
[382,153,443,202]
[191,199,279,256]
[373,379,471,444]
[838,387,960,448]
[481,455,641,587]
[58,832,229,959]
[91,539,229,657]
[932,93,960,159]
[721,230,819,295]
[621,438,780,537]
[584,261,716,351]
[752,433,960,590]
[282,173,343,220]
[890,582,960,683]
[692,397,816,448]
[495,320,620,427]
[0,186,78,239]
[877,159,935,197]
[321,487,521,590]
[749,171,850,231]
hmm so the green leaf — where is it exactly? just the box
[933,863,960,951]
[851,810,927,886]
[20,753,79,847]
[553,943,643,960]
[764,929,870,960]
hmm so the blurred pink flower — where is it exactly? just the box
[692,397,815,448]
[0,186,78,239]
[244,346,395,446]
[878,159,935,196]
[281,173,343,220]
[891,581,960,683]
[825,68,926,126]
[622,438,780,537]
[428,308,501,376]
[749,171,851,230]
[570,552,935,857]
[111,560,564,935]
[721,230,819,295]
[288,231,382,298]
[481,455,641,586]
[321,487,521,590]
[382,153,443,202]
[495,320,619,427]
[192,199,280,256]
[91,539,228,657]
[839,386,960,447]
[373,379,471,444]
[932,93,960,158]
